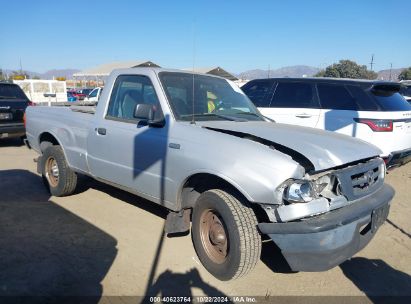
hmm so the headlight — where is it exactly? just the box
[283,181,317,204]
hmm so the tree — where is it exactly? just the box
[0,69,4,81]
[314,60,377,80]
[55,77,66,81]
[398,67,411,81]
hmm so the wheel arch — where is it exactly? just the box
[39,132,60,149]
[38,131,71,166]
[178,172,253,210]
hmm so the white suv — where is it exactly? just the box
[242,78,411,169]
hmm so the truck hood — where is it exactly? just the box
[198,121,382,171]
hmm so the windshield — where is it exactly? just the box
[159,72,264,121]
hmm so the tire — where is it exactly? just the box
[41,145,77,196]
[191,189,262,280]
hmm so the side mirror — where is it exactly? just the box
[134,104,165,127]
[134,104,154,120]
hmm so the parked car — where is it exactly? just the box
[67,92,77,102]
[26,68,394,280]
[0,82,33,140]
[242,78,411,169]
[84,86,103,102]
[67,89,86,101]
[77,88,94,96]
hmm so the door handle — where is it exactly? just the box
[295,113,312,118]
[96,128,106,135]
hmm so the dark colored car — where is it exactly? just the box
[0,82,33,140]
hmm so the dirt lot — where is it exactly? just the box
[0,138,410,302]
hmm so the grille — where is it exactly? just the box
[333,158,384,201]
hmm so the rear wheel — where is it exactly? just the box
[42,145,77,196]
[191,189,261,280]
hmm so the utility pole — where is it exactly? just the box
[19,58,26,79]
[389,63,393,81]
[369,54,374,71]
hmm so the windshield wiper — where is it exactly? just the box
[181,113,245,121]
[235,111,275,122]
[0,96,17,99]
[234,111,261,117]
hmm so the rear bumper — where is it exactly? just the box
[258,184,394,272]
[0,123,25,138]
[385,148,411,169]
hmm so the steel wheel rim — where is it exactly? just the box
[45,157,59,187]
[199,209,229,264]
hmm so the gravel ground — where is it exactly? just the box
[0,138,410,302]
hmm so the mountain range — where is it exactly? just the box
[2,68,81,80]
[237,65,321,79]
[2,66,407,81]
[236,66,407,80]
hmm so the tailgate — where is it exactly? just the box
[0,100,28,125]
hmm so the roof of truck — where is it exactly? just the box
[111,67,230,80]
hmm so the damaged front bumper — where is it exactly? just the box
[258,184,394,272]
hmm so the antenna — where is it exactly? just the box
[389,63,393,81]
[369,54,374,71]
[267,64,270,78]
[191,22,196,125]
[19,58,25,79]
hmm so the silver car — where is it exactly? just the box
[25,68,394,280]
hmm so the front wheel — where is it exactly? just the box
[41,145,77,197]
[191,189,261,280]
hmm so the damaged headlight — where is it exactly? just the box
[283,181,317,204]
[282,177,330,204]
[267,175,347,222]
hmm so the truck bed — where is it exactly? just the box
[26,105,94,173]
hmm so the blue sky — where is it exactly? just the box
[1,0,410,73]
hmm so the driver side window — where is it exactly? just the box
[106,75,162,122]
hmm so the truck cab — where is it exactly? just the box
[25,68,394,281]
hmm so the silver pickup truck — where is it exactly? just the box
[26,68,394,281]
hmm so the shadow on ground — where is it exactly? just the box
[0,169,117,300]
[75,174,168,220]
[146,268,231,301]
[340,257,411,298]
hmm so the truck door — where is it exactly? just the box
[87,75,170,203]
